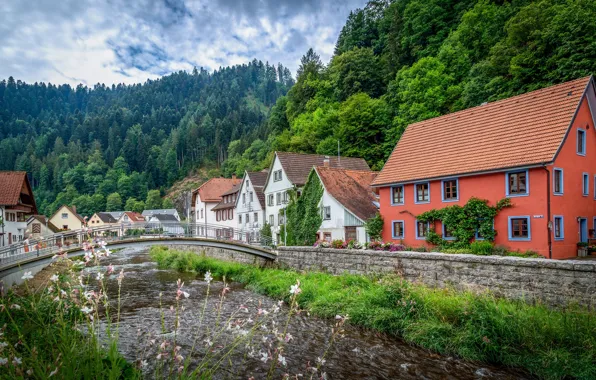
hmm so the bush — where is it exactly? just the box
[331,239,347,249]
[470,241,494,255]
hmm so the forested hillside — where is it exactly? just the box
[250,0,596,172]
[0,62,293,216]
[1,0,595,218]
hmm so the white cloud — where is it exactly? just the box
[0,0,368,86]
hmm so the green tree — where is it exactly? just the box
[365,212,384,241]
[106,193,123,212]
[146,190,163,210]
[162,198,175,209]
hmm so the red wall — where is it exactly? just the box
[379,95,596,259]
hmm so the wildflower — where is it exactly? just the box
[261,336,268,343]
[50,274,59,282]
[290,281,301,295]
[80,306,93,314]
[0,358,7,365]
[104,248,111,256]
[21,272,33,280]
[53,296,60,302]
[60,290,67,297]
[316,357,326,366]
[175,354,184,362]
[49,367,58,377]
[204,338,213,347]
[482,336,491,344]
[284,333,293,342]
[13,356,22,365]
[10,304,21,310]
[117,269,125,285]
[204,271,213,284]
[160,341,168,350]
[96,272,104,281]
[140,360,148,368]
[47,286,53,293]
[278,354,287,366]
[27,369,33,375]
[239,305,248,313]
[259,351,268,363]
[257,308,269,316]
[0,342,8,350]
[107,264,114,275]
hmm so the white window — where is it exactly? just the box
[249,192,253,202]
[269,215,274,225]
[61,213,68,219]
[254,212,258,223]
[239,214,242,224]
[273,170,283,182]
[242,193,246,204]
[322,206,331,220]
[268,194,274,206]
[200,209,204,219]
[276,193,281,205]
[246,214,250,223]
[583,173,589,196]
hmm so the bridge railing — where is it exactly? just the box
[0,222,275,269]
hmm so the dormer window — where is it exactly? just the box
[273,170,282,182]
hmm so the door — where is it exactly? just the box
[579,218,588,243]
[345,227,357,242]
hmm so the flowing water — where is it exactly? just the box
[84,248,530,379]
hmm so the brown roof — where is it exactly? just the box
[316,167,379,222]
[194,177,242,203]
[373,76,593,186]
[274,152,370,187]
[0,172,37,213]
[121,211,145,222]
[247,170,269,187]
[28,215,60,233]
[221,184,241,197]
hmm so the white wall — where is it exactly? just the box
[0,206,27,246]
[264,156,294,243]
[318,190,348,241]
[194,192,218,226]
[236,173,266,241]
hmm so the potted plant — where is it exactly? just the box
[577,242,588,257]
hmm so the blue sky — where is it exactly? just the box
[0,0,368,86]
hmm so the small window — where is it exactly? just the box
[246,214,250,223]
[273,170,283,182]
[391,185,404,205]
[415,220,429,239]
[553,216,564,240]
[442,223,455,240]
[200,209,204,219]
[553,168,563,195]
[583,173,589,196]
[268,194,274,206]
[61,213,68,219]
[276,193,281,205]
[415,183,430,203]
[249,192,253,202]
[62,225,68,230]
[322,206,331,220]
[239,214,242,224]
[577,129,586,155]
[284,191,288,202]
[442,179,458,201]
[228,209,233,219]
[323,232,332,242]
[269,214,274,225]
[507,170,528,196]
[392,221,404,239]
[254,212,258,223]
[509,216,530,240]
[242,193,246,204]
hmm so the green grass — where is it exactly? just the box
[150,246,596,380]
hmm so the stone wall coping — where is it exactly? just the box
[276,247,596,272]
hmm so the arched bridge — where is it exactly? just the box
[0,222,276,278]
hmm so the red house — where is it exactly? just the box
[373,76,596,259]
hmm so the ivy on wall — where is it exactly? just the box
[417,197,512,248]
[285,170,324,246]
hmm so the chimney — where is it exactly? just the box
[232,174,237,180]
[323,156,330,167]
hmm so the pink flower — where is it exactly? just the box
[117,269,125,285]
[107,265,114,275]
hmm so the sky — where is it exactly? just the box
[0,0,368,86]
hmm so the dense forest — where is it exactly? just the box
[1,0,595,218]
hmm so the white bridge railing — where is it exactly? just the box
[0,222,274,270]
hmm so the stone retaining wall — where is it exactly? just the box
[277,247,596,307]
[166,244,270,266]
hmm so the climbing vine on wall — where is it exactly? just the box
[285,170,324,246]
[417,197,512,248]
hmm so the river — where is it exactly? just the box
[83,247,530,379]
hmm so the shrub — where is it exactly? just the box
[470,241,494,255]
[331,239,347,249]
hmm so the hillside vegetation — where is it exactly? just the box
[1,0,595,216]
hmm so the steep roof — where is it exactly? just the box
[316,167,379,222]
[96,212,117,223]
[105,211,125,220]
[221,184,241,197]
[142,209,178,217]
[27,215,60,233]
[193,177,241,203]
[149,214,179,222]
[52,205,85,223]
[119,211,145,223]
[247,171,268,208]
[0,171,37,213]
[373,76,594,186]
[274,152,370,187]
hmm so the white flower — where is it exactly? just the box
[0,342,8,350]
[117,269,125,285]
[50,274,59,282]
[12,356,22,365]
[140,360,148,368]
[204,338,213,347]
[80,306,93,314]
[316,357,326,366]
[21,272,33,280]
[259,351,268,363]
[26,369,33,375]
[10,304,21,310]
[284,333,293,342]
[49,367,58,377]
[96,272,104,281]
[278,354,287,366]
[204,271,213,284]
[0,357,7,365]
[104,248,111,256]
[290,284,301,295]
[182,291,190,299]
[53,296,60,302]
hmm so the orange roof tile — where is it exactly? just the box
[194,177,241,203]
[373,76,593,186]
[0,171,28,205]
[316,167,379,222]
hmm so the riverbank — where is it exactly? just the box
[150,246,596,380]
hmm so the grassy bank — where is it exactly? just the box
[150,246,596,380]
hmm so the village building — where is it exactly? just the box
[0,172,38,246]
[49,205,85,232]
[236,170,268,243]
[88,212,118,227]
[192,177,241,234]
[373,76,596,259]
[313,166,378,243]
[146,213,182,234]
[263,152,370,244]
[142,209,180,221]
[26,215,60,239]
[210,184,240,238]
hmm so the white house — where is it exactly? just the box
[235,170,268,243]
[116,211,146,235]
[142,209,180,221]
[313,166,378,243]
[146,214,183,235]
[263,152,370,244]
[192,177,240,234]
[210,184,240,239]
[26,215,60,239]
[0,172,38,246]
